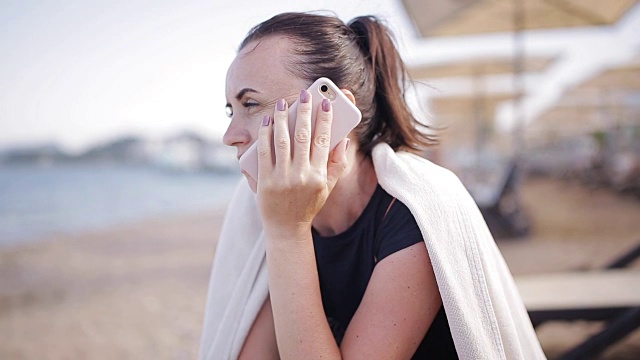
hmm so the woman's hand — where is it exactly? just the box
[256,89,348,359]
[256,90,350,237]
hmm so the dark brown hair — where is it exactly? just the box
[240,12,437,155]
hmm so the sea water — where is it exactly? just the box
[0,164,241,247]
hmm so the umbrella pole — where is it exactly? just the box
[508,0,527,218]
[512,0,525,160]
[473,69,486,171]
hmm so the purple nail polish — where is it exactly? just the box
[300,90,310,103]
[322,98,331,112]
[261,115,270,126]
[277,99,286,111]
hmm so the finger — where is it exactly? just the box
[273,98,290,169]
[326,138,350,191]
[293,89,312,168]
[310,98,332,168]
[257,115,273,180]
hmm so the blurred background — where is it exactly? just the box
[1,1,639,359]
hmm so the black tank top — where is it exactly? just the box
[312,185,458,359]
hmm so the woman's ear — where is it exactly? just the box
[341,89,356,105]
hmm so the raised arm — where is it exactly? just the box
[250,90,441,359]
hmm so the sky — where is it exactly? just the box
[1,0,639,152]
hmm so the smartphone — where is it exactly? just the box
[239,77,362,182]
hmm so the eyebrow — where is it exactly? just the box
[236,88,259,100]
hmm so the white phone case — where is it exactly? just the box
[239,77,362,182]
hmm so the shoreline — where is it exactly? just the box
[0,206,230,251]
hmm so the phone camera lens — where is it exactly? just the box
[320,85,328,92]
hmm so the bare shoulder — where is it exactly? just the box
[340,242,442,359]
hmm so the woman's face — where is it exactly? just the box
[223,36,308,191]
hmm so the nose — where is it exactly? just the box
[222,118,252,150]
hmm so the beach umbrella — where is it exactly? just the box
[401,0,638,37]
[527,105,630,140]
[409,56,553,157]
[576,62,640,91]
[430,93,518,151]
[409,56,552,79]
[527,59,640,142]
[525,60,640,193]
[401,0,639,155]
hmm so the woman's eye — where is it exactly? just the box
[243,101,259,109]
[225,104,233,118]
[242,101,262,115]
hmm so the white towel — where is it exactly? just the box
[199,143,546,360]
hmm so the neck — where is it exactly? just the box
[312,151,378,237]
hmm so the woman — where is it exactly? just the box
[200,12,545,360]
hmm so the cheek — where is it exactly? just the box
[248,119,261,144]
[245,112,272,146]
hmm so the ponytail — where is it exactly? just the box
[348,16,437,154]
[239,13,437,155]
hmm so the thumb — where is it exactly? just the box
[326,138,350,190]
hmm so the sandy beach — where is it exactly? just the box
[0,209,226,360]
[1,177,639,359]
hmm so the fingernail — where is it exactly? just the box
[277,98,286,111]
[322,98,331,112]
[300,90,310,103]
[261,115,270,126]
[345,138,351,151]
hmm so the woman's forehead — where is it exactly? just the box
[225,37,300,98]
